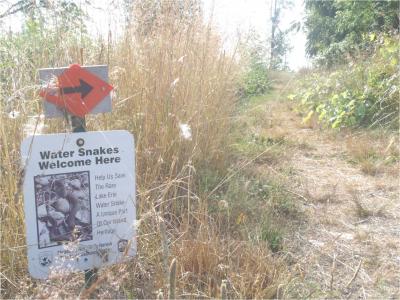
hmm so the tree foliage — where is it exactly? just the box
[305,0,399,66]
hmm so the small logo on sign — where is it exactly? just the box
[39,252,53,267]
[118,239,128,253]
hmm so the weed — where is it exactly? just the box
[232,128,290,166]
[261,223,283,253]
[360,159,380,176]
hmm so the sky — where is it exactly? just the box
[202,0,309,70]
[0,0,309,70]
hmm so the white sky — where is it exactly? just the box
[203,0,308,70]
[0,0,308,70]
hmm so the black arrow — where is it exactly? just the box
[60,79,93,99]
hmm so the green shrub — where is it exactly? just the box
[291,35,399,129]
[238,32,271,98]
[241,59,270,97]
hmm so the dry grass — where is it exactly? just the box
[345,132,399,176]
[348,188,387,219]
[0,1,292,298]
[173,233,287,299]
[304,183,339,204]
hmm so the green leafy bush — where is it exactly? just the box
[241,59,270,97]
[237,32,271,98]
[291,35,399,129]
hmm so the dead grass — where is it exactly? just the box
[351,197,387,219]
[304,183,339,204]
[173,233,287,299]
[352,198,375,219]
[345,132,399,176]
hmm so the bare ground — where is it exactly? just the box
[257,79,399,299]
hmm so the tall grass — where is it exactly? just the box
[1,1,288,298]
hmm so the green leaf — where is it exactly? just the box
[369,33,376,42]
[332,119,341,129]
[390,57,398,67]
[303,110,314,124]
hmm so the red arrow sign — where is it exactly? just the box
[40,64,113,117]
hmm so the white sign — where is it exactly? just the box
[21,130,135,279]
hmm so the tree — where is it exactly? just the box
[304,0,399,66]
[1,0,87,34]
[0,0,38,19]
[269,0,293,70]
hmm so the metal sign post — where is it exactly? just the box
[69,115,86,133]
[69,115,95,288]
